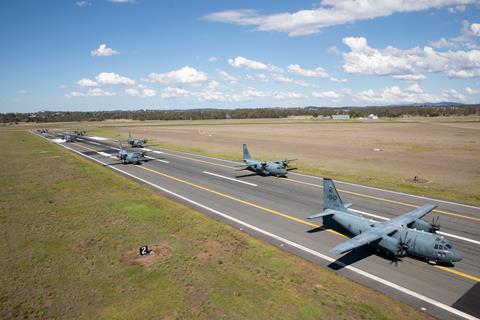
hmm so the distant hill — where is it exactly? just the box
[392,102,465,107]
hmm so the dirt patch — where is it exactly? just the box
[404,177,429,184]
[120,244,172,267]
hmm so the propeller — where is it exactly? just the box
[389,255,403,266]
[280,158,297,169]
[431,216,440,233]
[397,232,411,257]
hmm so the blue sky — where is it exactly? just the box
[1,0,479,112]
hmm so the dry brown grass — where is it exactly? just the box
[107,119,480,204]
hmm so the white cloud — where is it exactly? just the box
[428,21,480,50]
[65,91,85,98]
[312,91,341,99]
[95,72,135,86]
[208,56,218,62]
[341,36,480,79]
[354,85,444,105]
[287,64,329,78]
[442,89,466,101]
[88,88,116,97]
[125,85,156,98]
[448,5,466,13]
[392,74,426,81]
[271,73,310,87]
[471,23,480,36]
[160,87,192,99]
[242,88,269,97]
[447,69,480,78]
[75,1,90,7]
[272,91,304,100]
[76,78,99,87]
[90,44,119,57]
[206,80,220,90]
[204,1,476,36]
[466,86,479,95]
[17,89,27,94]
[66,88,116,98]
[148,66,208,84]
[217,69,238,84]
[429,37,457,49]
[327,45,341,55]
[329,77,348,83]
[228,56,282,72]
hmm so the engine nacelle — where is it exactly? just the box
[376,236,401,255]
[409,219,433,232]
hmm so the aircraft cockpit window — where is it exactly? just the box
[438,245,443,250]
[434,244,439,249]
[446,244,452,249]
[435,238,440,241]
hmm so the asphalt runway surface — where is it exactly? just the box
[38,131,480,320]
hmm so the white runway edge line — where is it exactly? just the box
[350,208,480,246]
[151,145,480,211]
[203,171,258,187]
[37,133,478,320]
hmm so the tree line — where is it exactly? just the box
[2,105,480,123]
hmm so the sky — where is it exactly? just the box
[1,0,480,112]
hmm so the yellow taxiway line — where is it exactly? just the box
[73,142,479,283]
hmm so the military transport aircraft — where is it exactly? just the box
[127,132,147,148]
[307,178,462,265]
[63,132,77,143]
[235,144,297,177]
[117,142,146,164]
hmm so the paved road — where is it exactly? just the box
[39,132,480,320]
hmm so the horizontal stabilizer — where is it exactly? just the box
[307,209,336,219]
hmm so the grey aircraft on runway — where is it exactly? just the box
[127,132,147,148]
[235,144,297,177]
[63,132,77,143]
[308,178,463,265]
[118,142,146,164]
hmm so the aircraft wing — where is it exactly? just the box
[389,204,437,226]
[330,232,383,255]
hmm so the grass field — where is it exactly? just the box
[0,129,432,319]
[72,117,480,205]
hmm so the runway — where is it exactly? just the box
[38,131,480,320]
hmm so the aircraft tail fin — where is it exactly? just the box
[128,131,132,140]
[323,178,346,211]
[243,144,252,160]
[119,141,123,151]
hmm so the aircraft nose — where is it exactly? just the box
[450,249,463,262]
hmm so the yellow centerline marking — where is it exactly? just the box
[71,141,479,283]
[435,266,480,282]
[283,176,480,222]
